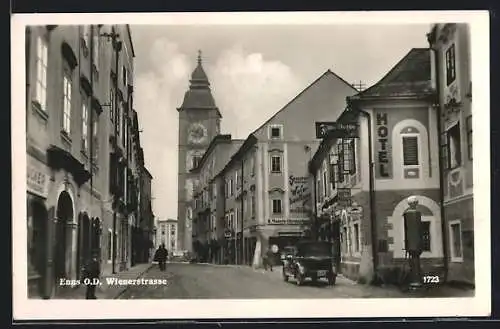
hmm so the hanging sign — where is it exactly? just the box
[337,188,352,207]
[315,122,359,139]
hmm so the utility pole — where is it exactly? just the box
[351,80,366,92]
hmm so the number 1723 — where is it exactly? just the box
[423,275,440,283]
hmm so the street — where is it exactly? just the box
[118,262,466,299]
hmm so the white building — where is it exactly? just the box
[155,218,178,253]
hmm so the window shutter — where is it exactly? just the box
[402,136,419,165]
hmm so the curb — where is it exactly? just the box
[113,264,154,299]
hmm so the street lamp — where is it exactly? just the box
[403,195,423,291]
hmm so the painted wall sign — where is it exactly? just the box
[27,157,50,198]
[337,188,352,207]
[374,112,392,178]
[288,175,311,213]
[268,218,309,225]
[315,122,359,139]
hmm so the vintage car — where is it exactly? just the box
[280,246,296,264]
[282,240,337,286]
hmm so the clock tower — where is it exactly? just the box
[177,51,222,252]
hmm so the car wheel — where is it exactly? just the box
[282,268,289,282]
[328,274,336,286]
[296,273,304,286]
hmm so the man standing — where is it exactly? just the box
[84,249,100,299]
[154,244,168,271]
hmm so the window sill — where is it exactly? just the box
[31,101,49,122]
[450,257,464,263]
[270,171,282,175]
[60,130,72,145]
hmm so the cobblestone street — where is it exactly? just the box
[119,263,474,299]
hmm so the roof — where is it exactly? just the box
[190,134,233,173]
[178,52,221,117]
[250,69,358,136]
[142,166,153,179]
[350,48,433,100]
[216,134,259,178]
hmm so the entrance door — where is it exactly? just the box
[54,191,73,281]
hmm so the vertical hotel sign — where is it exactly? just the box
[374,111,392,179]
[27,156,50,198]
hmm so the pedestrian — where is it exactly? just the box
[154,243,168,271]
[263,245,275,272]
[83,249,100,299]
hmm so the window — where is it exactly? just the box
[109,84,115,123]
[82,25,90,48]
[235,211,239,231]
[171,229,175,236]
[123,66,128,87]
[62,73,72,134]
[251,194,256,217]
[343,226,349,254]
[466,115,472,160]
[92,117,99,161]
[270,125,282,139]
[192,156,201,170]
[272,199,282,214]
[450,221,463,261]
[230,213,234,230]
[445,44,456,86]
[93,28,99,68]
[107,230,112,261]
[271,155,282,173]
[235,171,239,190]
[230,179,234,196]
[446,122,462,169]
[402,136,419,166]
[421,221,431,252]
[251,154,256,176]
[338,139,356,176]
[213,183,217,200]
[329,162,336,189]
[35,36,48,110]
[322,170,328,196]
[353,223,360,253]
[81,101,89,152]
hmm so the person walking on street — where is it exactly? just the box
[83,249,101,299]
[154,244,168,271]
[263,246,275,272]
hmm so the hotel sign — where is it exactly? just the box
[374,111,392,179]
[315,122,359,139]
[27,158,50,198]
[268,218,309,225]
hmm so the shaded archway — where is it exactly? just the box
[54,191,74,280]
[77,212,90,276]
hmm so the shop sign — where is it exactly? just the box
[374,112,392,178]
[289,175,311,213]
[315,122,359,139]
[267,217,309,225]
[27,159,50,198]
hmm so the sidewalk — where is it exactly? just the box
[56,263,153,299]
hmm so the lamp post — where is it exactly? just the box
[403,195,423,291]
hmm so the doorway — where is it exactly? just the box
[54,191,73,281]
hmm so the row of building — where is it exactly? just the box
[177,23,473,285]
[26,25,155,298]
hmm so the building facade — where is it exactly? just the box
[155,218,177,253]
[177,53,222,252]
[310,48,443,284]
[428,23,474,285]
[136,164,155,264]
[200,70,358,267]
[191,135,244,263]
[26,24,145,299]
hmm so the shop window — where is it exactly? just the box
[271,155,282,173]
[445,43,456,86]
[466,115,472,160]
[272,199,282,214]
[449,220,463,262]
[421,221,431,252]
[446,122,462,170]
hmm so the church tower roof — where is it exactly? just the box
[179,50,218,110]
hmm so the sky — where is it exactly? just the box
[130,24,431,222]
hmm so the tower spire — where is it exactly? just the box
[197,49,202,65]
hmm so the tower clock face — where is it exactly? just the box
[188,122,208,144]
